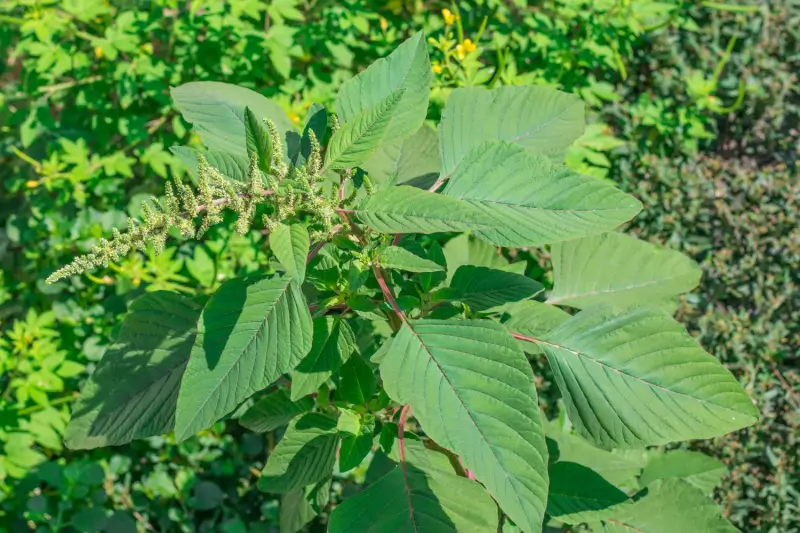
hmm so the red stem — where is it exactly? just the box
[398,404,412,464]
[372,265,407,323]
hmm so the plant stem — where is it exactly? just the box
[372,265,407,324]
[397,404,412,463]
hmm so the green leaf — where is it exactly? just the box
[336,31,432,147]
[547,461,630,524]
[338,413,375,472]
[548,231,702,309]
[192,480,225,510]
[328,440,498,533]
[420,241,447,291]
[291,317,355,400]
[538,305,759,449]
[336,354,376,405]
[280,479,330,533]
[378,246,445,273]
[443,142,641,247]
[438,85,585,178]
[449,265,543,312]
[271,223,310,284]
[170,147,254,183]
[171,82,294,158]
[259,413,339,493]
[175,273,313,441]
[325,89,405,170]
[239,388,314,433]
[294,103,328,168]
[598,479,738,532]
[245,106,272,173]
[362,123,440,189]
[379,319,548,532]
[501,300,570,355]
[65,292,200,449]
[356,186,497,234]
[639,451,726,494]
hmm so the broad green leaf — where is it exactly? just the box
[291,317,355,400]
[438,85,584,178]
[546,421,648,487]
[356,186,497,234]
[501,300,570,355]
[638,451,726,494]
[259,413,339,493]
[378,246,445,273]
[442,234,507,285]
[449,265,543,312]
[175,273,313,440]
[336,31,432,146]
[547,461,630,524]
[239,388,314,433]
[548,231,702,309]
[336,354,376,405]
[328,440,498,533]
[171,82,294,158]
[271,223,310,283]
[362,123,440,189]
[379,319,549,532]
[170,147,253,183]
[325,89,404,171]
[539,305,759,449]
[65,292,200,449]
[245,106,272,173]
[280,479,330,533]
[443,142,642,247]
[369,337,393,365]
[598,479,738,532]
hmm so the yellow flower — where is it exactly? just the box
[25,180,39,189]
[379,17,388,32]
[442,8,455,25]
[94,46,104,59]
[432,64,443,74]
[454,44,465,60]
[288,112,300,125]
[462,38,476,53]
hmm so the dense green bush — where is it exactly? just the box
[0,0,796,531]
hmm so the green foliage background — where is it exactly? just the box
[0,0,796,531]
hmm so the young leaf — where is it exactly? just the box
[548,231,702,309]
[336,354,376,405]
[239,388,314,433]
[294,103,328,168]
[501,300,570,355]
[547,461,630,524]
[271,223,310,284]
[638,451,726,494]
[325,89,405,171]
[175,273,313,441]
[328,440,499,533]
[259,413,339,493]
[291,317,355,401]
[419,240,447,291]
[362,123,440,189]
[336,31,432,146]
[171,82,293,158]
[443,142,642,247]
[65,292,200,449]
[378,246,445,273]
[449,265,543,312]
[337,411,375,472]
[597,479,738,532]
[438,85,585,177]
[537,305,759,449]
[355,186,497,234]
[245,106,272,173]
[379,319,549,532]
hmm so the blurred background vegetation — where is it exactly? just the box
[0,0,797,531]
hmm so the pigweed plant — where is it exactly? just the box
[52,32,757,532]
